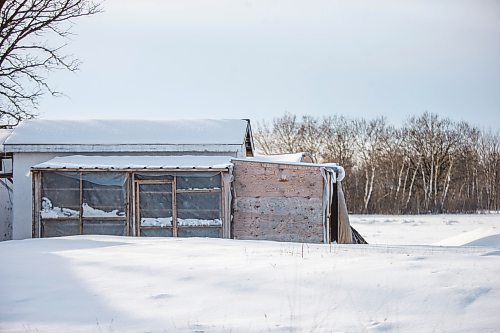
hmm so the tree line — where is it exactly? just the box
[255,112,500,214]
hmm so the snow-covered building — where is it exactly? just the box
[2,119,253,239]
[1,119,360,244]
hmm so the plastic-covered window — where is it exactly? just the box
[83,220,126,236]
[41,172,80,219]
[176,173,221,190]
[40,171,128,238]
[134,173,174,181]
[176,173,222,229]
[42,219,80,237]
[82,173,127,217]
[177,227,221,237]
[177,192,221,224]
[139,183,173,227]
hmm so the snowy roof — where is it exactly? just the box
[32,155,234,170]
[233,157,346,181]
[4,119,252,154]
[0,129,13,151]
[252,153,310,163]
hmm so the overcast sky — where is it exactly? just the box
[39,0,500,130]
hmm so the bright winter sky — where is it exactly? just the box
[39,0,500,130]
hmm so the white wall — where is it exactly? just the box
[12,152,62,239]
[0,178,13,241]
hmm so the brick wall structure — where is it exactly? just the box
[232,160,326,243]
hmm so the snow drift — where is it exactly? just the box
[1,213,500,333]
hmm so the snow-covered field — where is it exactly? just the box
[350,214,500,246]
[1,214,499,333]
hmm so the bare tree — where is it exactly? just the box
[351,117,388,213]
[272,113,301,153]
[294,115,323,162]
[253,120,276,155]
[254,113,302,155]
[0,0,101,128]
[404,112,464,212]
[254,112,500,214]
[477,131,500,211]
[373,126,410,213]
[320,115,355,168]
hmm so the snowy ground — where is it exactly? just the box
[1,214,499,333]
[350,213,500,246]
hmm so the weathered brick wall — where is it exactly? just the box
[232,160,325,243]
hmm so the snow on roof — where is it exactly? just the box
[0,129,13,151]
[252,153,308,163]
[5,119,250,146]
[32,155,234,170]
[233,155,324,167]
[232,157,346,181]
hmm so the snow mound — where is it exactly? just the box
[436,227,500,247]
[465,235,500,247]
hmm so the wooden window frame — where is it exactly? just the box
[133,173,223,238]
[134,178,176,237]
[33,169,228,239]
[35,171,129,238]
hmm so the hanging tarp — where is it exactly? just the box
[321,165,367,244]
[337,181,354,244]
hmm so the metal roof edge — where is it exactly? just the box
[5,143,244,153]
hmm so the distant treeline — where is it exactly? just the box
[254,112,500,214]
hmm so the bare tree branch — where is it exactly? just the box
[0,0,102,128]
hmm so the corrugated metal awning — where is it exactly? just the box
[32,155,233,170]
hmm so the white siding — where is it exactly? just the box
[12,152,62,239]
[0,179,13,241]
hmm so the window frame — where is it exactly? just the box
[134,178,176,237]
[33,169,227,239]
[35,171,129,237]
[133,173,223,237]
